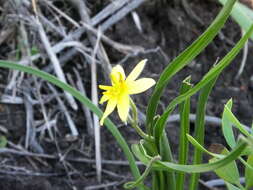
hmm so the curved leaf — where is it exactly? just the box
[0,60,143,188]
[132,139,247,173]
[146,0,237,131]
[245,154,253,189]
[210,148,240,185]
[222,99,237,148]
[219,0,253,40]
[153,23,253,143]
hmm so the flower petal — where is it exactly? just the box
[117,94,130,122]
[99,94,109,104]
[99,85,112,90]
[127,78,156,94]
[126,59,147,82]
[100,98,117,125]
[110,65,125,84]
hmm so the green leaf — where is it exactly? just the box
[245,154,253,189]
[159,132,176,190]
[209,148,240,185]
[146,0,237,131]
[223,100,250,137]
[222,99,237,148]
[219,0,253,40]
[124,156,161,189]
[240,146,253,156]
[153,23,253,146]
[0,135,7,148]
[189,76,218,190]
[186,134,220,158]
[0,60,144,190]
[178,76,192,164]
[132,138,248,173]
[222,99,251,150]
[225,182,241,190]
[177,77,192,190]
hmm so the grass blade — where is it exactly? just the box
[219,0,253,40]
[176,76,192,190]
[132,138,247,173]
[146,0,237,132]
[189,76,218,190]
[153,24,253,145]
[0,61,144,189]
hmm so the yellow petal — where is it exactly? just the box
[117,94,130,122]
[99,85,112,90]
[127,78,156,94]
[100,98,117,125]
[110,65,125,84]
[126,59,147,82]
[99,94,109,104]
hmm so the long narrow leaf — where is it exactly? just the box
[222,99,237,148]
[146,0,237,132]
[219,0,253,40]
[132,139,247,173]
[177,76,192,190]
[245,154,253,189]
[154,24,253,144]
[159,132,176,189]
[0,61,143,189]
[210,148,240,186]
[186,134,221,158]
[189,76,218,190]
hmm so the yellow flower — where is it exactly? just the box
[99,59,156,125]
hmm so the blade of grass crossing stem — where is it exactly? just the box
[176,76,192,190]
[189,76,218,190]
[159,132,176,190]
[0,61,144,190]
[132,138,248,173]
[146,0,237,133]
[153,24,253,145]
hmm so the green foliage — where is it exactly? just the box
[245,154,253,189]
[0,0,252,190]
[210,148,240,186]
[219,0,253,40]
[0,60,144,190]
[189,76,218,190]
[222,99,237,148]
[226,182,242,190]
[132,139,248,173]
[176,77,191,190]
[218,99,253,189]
[186,134,220,158]
[146,0,237,131]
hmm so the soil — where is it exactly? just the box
[0,0,253,190]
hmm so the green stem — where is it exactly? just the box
[152,172,159,190]
[0,61,145,190]
[124,156,161,189]
[189,77,217,190]
[177,77,192,190]
[160,132,176,190]
[129,98,154,142]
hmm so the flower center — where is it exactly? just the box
[110,81,128,99]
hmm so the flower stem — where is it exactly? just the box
[129,98,154,142]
